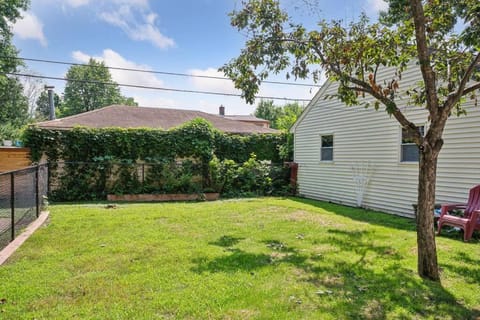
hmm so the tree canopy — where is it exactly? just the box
[62,59,137,116]
[221,0,480,280]
[0,0,28,75]
[0,0,30,128]
[254,100,304,130]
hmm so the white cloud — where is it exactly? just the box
[71,51,91,62]
[99,4,175,49]
[72,49,168,105]
[64,0,149,8]
[188,67,319,109]
[12,12,47,46]
[65,0,90,7]
[366,0,388,14]
[61,0,174,49]
[188,68,239,94]
[72,49,164,87]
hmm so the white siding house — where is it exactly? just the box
[291,65,480,218]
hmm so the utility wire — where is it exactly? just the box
[8,72,312,102]
[9,56,321,88]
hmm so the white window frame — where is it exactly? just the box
[320,134,334,162]
[399,125,425,163]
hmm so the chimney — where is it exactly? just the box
[219,105,225,116]
[45,85,55,120]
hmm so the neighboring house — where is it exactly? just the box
[291,65,480,218]
[36,105,278,134]
[223,115,271,128]
[218,105,271,128]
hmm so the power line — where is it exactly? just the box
[7,72,312,102]
[10,56,321,88]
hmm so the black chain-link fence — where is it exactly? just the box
[0,164,48,250]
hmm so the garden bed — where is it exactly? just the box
[107,193,220,202]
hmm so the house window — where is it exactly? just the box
[320,135,333,161]
[401,126,424,162]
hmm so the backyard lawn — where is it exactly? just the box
[0,198,479,319]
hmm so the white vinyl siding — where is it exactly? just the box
[293,65,480,218]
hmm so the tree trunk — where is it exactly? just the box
[416,149,440,281]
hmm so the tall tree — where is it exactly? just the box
[276,102,304,130]
[254,100,304,129]
[0,0,30,126]
[221,0,480,280]
[63,59,137,116]
[254,99,283,128]
[0,77,28,126]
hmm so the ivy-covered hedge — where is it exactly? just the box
[24,118,287,164]
[23,118,292,201]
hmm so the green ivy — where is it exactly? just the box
[23,118,288,164]
[23,118,292,201]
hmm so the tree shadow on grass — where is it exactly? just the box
[290,197,416,232]
[326,229,403,262]
[441,251,480,285]
[192,248,275,273]
[208,235,245,247]
[191,232,477,318]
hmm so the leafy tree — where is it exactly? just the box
[254,99,283,128]
[0,0,30,127]
[35,91,63,120]
[221,0,480,280]
[276,102,304,130]
[63,59,137,116]
[0,0,28,74]
[120,96,138,107]
[0,77,28,126]
[254,100,304,130]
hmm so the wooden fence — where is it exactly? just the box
[0,148,31,173]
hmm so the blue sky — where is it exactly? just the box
[12,0,387,115]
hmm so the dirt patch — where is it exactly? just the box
[320,274,344,287]
[361,299,385,319]
[223,309,260,319]
[269,251,289,262]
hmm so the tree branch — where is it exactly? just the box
[344,79,420,142]
[463,83,480,96]
[409,0,439,119]
[262,36,422,142]
[444,52,480,112]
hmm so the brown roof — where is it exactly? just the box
[224,115,270,123]
[35,105,279,134]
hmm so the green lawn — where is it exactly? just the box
[0,198,479,319]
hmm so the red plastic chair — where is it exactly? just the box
[437,185,480,241]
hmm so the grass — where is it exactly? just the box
[0,197,479,319]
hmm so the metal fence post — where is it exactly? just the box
[10,172,15,242]
[47,162,51,195]
[35,165,40,218]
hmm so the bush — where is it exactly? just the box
[209,154,291,198]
